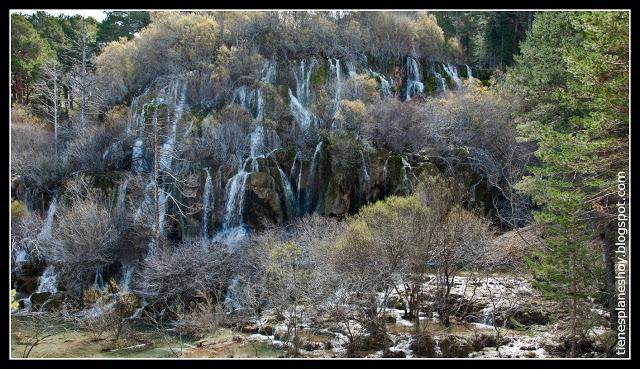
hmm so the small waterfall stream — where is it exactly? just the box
[37,196,58,241]
[405,57,424,101]
[443,64,462,90]
[202,168,213,238]
[36,266,58,294]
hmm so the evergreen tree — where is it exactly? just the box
[507,11,629,357]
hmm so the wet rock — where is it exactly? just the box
[501,308,550,328]
[14,275,39,295]
[382,350,406,358]
[470,334,499,351]
[244,172,284,228]
[30,292,51,308]
[439,336,474,358]
[410,334,437,357]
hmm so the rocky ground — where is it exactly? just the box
[11,273,613,358]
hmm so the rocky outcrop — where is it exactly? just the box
[244,172,284,229]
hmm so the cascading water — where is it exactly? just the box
[479,305,495,326]
[443,64,462,90]
[367,69,392,98]
[215,124,272,245]
[383,157,389,193]
[304,142,323,214]
[289,89,320,132]
[159,78,188,171]
[37,196,58,241]
[289,59,322,132]
[119,263,134,292]
[93,266,106,291]
[202,168,213,238]
[36,266,58,294]
[433,67,447,93]
[360,151,372,199]
[346,61,357,77]
[132,137,145,172]
[329,58,342,115]
[401,156,413,192]
[465,64,473,79]
[405,57,424,101]
[270,156,295,221]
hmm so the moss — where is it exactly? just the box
[11,199,27,218]
[423,70,438,94]
[312,60,327,87]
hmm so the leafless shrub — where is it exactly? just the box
[139,239,233,303]
[49,199,118,295]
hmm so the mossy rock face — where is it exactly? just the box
[321,178,351,216]
[243,172,284,229]
[469,334,499,351]
[30,292,51,308]
[439,336,475,358]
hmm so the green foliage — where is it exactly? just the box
[97,11,151,44]
[507,11,628,352]
[11,13,55,103]
[10,289,19,311]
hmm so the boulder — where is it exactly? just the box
[30,292,51,309]
[410,334,437,357]
[244,172,284,228]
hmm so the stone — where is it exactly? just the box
[244,172,284,229]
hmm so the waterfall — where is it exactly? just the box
[293,59,316,107]
[304,142,323,214]
[271,158,295,221]
[36,266,58,294]
[289,88,321,132]
[360,151,372,199]
[465,64,473,79]
[119,263,134,292]
[221,169,250,230]
[261,59,276,85]
[224,275,243,313]
[479,306,495,326]
[159,78,188,171]
[366,69,392,98]
[37,196,58,241]
[93,266,106,291]
[443,64,462,89]
[383,157,389,193]
[289,59,322,132]
[249,125,265,159]
[214,167,250,247]
[433,68,447,93]
[256,88,265,121]
[291,151,303,212]
[401,156,412,192]
[346,61,357,77]
[202,168,213,238]
[405,57,424,101]
[132,137,145,172]
[329,58,342,114]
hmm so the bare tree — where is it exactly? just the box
[32,60,63,157]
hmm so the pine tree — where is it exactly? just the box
[507,11,629,357]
